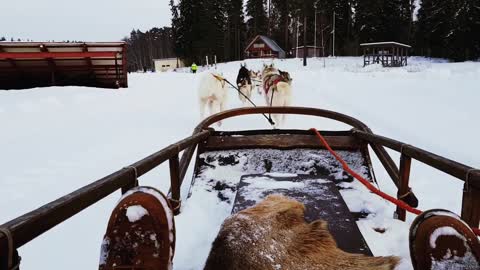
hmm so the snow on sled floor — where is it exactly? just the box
[178,147,413,269]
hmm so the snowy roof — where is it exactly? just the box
[245,35,285,53]
[360,42,411,48]
[153,58,179,61]
[292,46,322,49]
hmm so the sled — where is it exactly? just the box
[1,107,479,270]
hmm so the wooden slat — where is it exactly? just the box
[203,134,363,151]
[232,174,372,255]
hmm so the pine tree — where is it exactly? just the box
[225,0,247,61]
[355,0,384,43]
[416,0,454,58]
[447,0,480,61]
[381,0,411,42]
[246,0,268,39]
[170,0,183,60]
[270,0,290,50]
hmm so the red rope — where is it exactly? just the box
[309,128,480,236]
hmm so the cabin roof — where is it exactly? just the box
[245,35,285,53]
[359,42,411,48]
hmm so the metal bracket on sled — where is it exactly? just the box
[0,227,21,270]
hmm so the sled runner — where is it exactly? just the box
[1,107,479,270]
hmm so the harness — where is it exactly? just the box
[211,73,226,88]
[263,74,286,95]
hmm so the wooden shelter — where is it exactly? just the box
[0,42,128,90]
[245,35,286,59]
[360,42,411,67]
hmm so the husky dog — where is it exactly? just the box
[249,70,263,94]
[236,63,253,105]
[261,63,293,126]
[198,72,228,126]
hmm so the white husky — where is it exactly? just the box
[261,64,292,126]
[198,73,228,126]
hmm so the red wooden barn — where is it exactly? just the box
[245,35,286,59]
[0,42,128,90]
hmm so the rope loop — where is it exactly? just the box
[398,188,412,200]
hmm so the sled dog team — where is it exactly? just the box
[198,62,292,126]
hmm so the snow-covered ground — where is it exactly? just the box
[0,57,478,269]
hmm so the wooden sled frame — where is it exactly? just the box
[1,106,479,269]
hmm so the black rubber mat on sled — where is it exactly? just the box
[232,174,372,256]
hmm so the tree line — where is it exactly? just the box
[170,0,480,64]
[122,27,175,72]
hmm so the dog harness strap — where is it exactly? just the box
[263,75,285,95]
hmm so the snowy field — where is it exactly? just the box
[0,57,479,269]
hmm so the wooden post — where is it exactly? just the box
[405,47,408,66]
[461,183,480,228]
[50,71,56,86]
[122,44,128,87]
[169,154,181,215]
[121,167,139,194]
[396,153,412,221]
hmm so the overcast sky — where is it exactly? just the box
[1,0,172,41]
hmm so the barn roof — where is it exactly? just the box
[245,35,285,54]
[0,42,127,90]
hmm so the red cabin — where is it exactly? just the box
[244,35,286,59]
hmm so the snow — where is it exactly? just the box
[125,205,149,223]
[429,226,479,270]
[0,57,479,270]
[430,227,465,249]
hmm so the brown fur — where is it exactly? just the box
[204,195,400,270]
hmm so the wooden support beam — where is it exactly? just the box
[396,153,412,221]
[122,44,128,87]
[169,154,181,215]
[461,176,480,227]
[40,44,57,85]
[82,43,96,80]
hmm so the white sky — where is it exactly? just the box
[1,0,172,41]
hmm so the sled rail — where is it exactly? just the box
[352,129,480,225]
[180,107,480,227]
[0,129,212,269]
